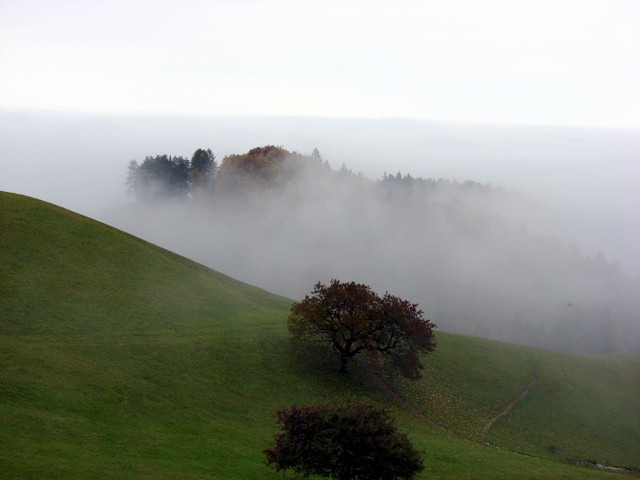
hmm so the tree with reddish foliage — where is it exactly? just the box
[288,280,436,379]
[264,400,424,480]
[216,145,311,191]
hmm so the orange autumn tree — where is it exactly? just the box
[216,145,324,192]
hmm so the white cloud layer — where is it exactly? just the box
[1,0,639,127]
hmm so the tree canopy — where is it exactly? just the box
[288,280,436,379]
[216,145,326,192]
[126,148,217,200]
[189,148,217,190]
[264,400,424,480]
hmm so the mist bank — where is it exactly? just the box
[2,111,639,352]
[101,148,640,355]
[2,111,638,278]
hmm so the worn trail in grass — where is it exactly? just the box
[483,373,537,432]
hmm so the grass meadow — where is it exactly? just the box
[1,192,638,479]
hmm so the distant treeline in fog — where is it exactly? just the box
[113,145,640,354]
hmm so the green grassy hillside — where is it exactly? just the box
[1,191,638,479]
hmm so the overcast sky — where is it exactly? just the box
[1,0,639,128]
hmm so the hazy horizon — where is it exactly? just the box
[2,1,639,128]
[2,110,638,279]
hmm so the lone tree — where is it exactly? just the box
[288,280,436,379]
[264,400,424,480]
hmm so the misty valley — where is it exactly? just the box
[3,1,640,477]
[104,145,640,355]
[2,114,639,479]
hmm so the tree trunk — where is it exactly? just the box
[339,355,348,373]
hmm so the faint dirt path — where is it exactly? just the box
[365,364,538,440]
[483,373,537,432]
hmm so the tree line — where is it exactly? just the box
[126,145,332,201]
[125,144,492,202]
[126,148,218,200]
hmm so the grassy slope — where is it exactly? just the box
[0,192,637,479]
[392,334,640,467]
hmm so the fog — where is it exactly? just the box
[1,111,639,353]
